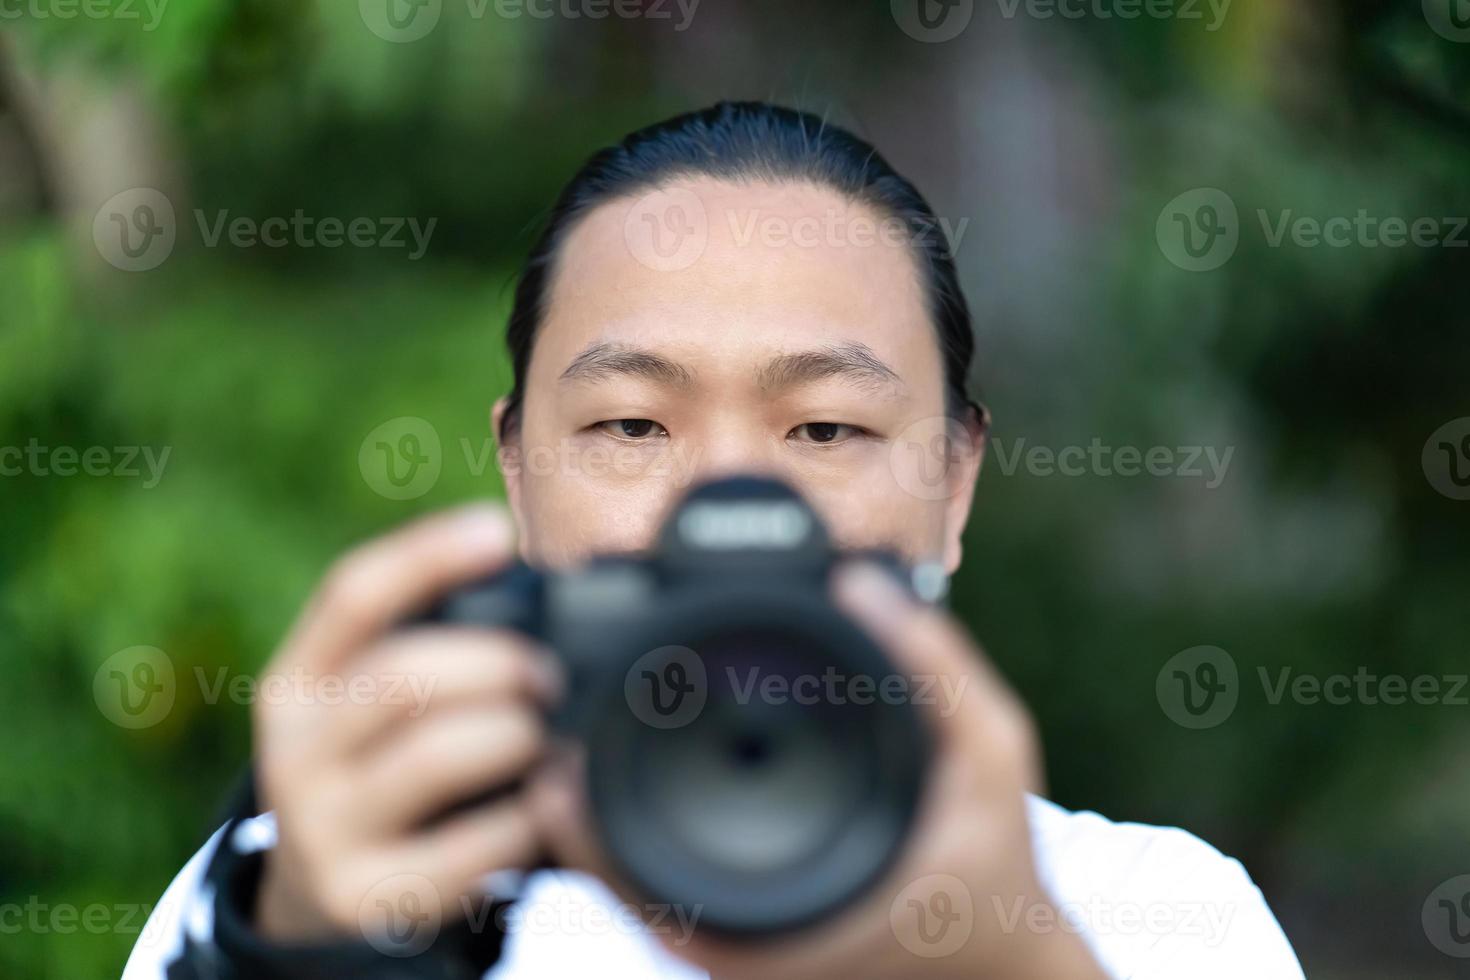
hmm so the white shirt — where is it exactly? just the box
[122,796,1305,979]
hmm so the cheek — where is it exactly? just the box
[518,463,678,568]
[800,480,948,563]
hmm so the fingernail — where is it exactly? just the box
[457,504,514,551]
[529,652,566,704]
[833,562,911,634]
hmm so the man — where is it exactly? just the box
[125,102,1305,979]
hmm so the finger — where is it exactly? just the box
[384,797,542,908]
[355,705,546,832]
[525,744,616,882]
[278,504,517,675]
[831,562,1020,745]
[326,629,562,757]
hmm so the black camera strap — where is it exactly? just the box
[165,769,514,980]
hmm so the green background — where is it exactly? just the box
[1,1,1467,976]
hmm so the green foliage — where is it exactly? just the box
[2,3,1468,976]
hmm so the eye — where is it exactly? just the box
[788,422,863,445]
[595,419,669,441]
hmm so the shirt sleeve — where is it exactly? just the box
[121,824,229,980]
[1026,799,1305,980]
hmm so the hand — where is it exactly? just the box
[250,505,562,945]
[530,562,1109,980]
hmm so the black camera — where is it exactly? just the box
[419,476,934,935]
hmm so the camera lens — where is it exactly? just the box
[585,591,928,934]
[643,631,870,875]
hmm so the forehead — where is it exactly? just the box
[529,176,940,383]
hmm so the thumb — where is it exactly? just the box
[830,562,1032,770]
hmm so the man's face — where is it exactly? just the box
[495,176,982,571]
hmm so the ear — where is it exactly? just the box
[941,402,989,574]
[491,396,526,535]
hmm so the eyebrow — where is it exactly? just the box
[557,339,904,396]
[757,342,903,395]
[558,342,695,388]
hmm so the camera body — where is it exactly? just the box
[420,476,933,935]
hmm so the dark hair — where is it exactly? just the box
[499,101,978,440]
